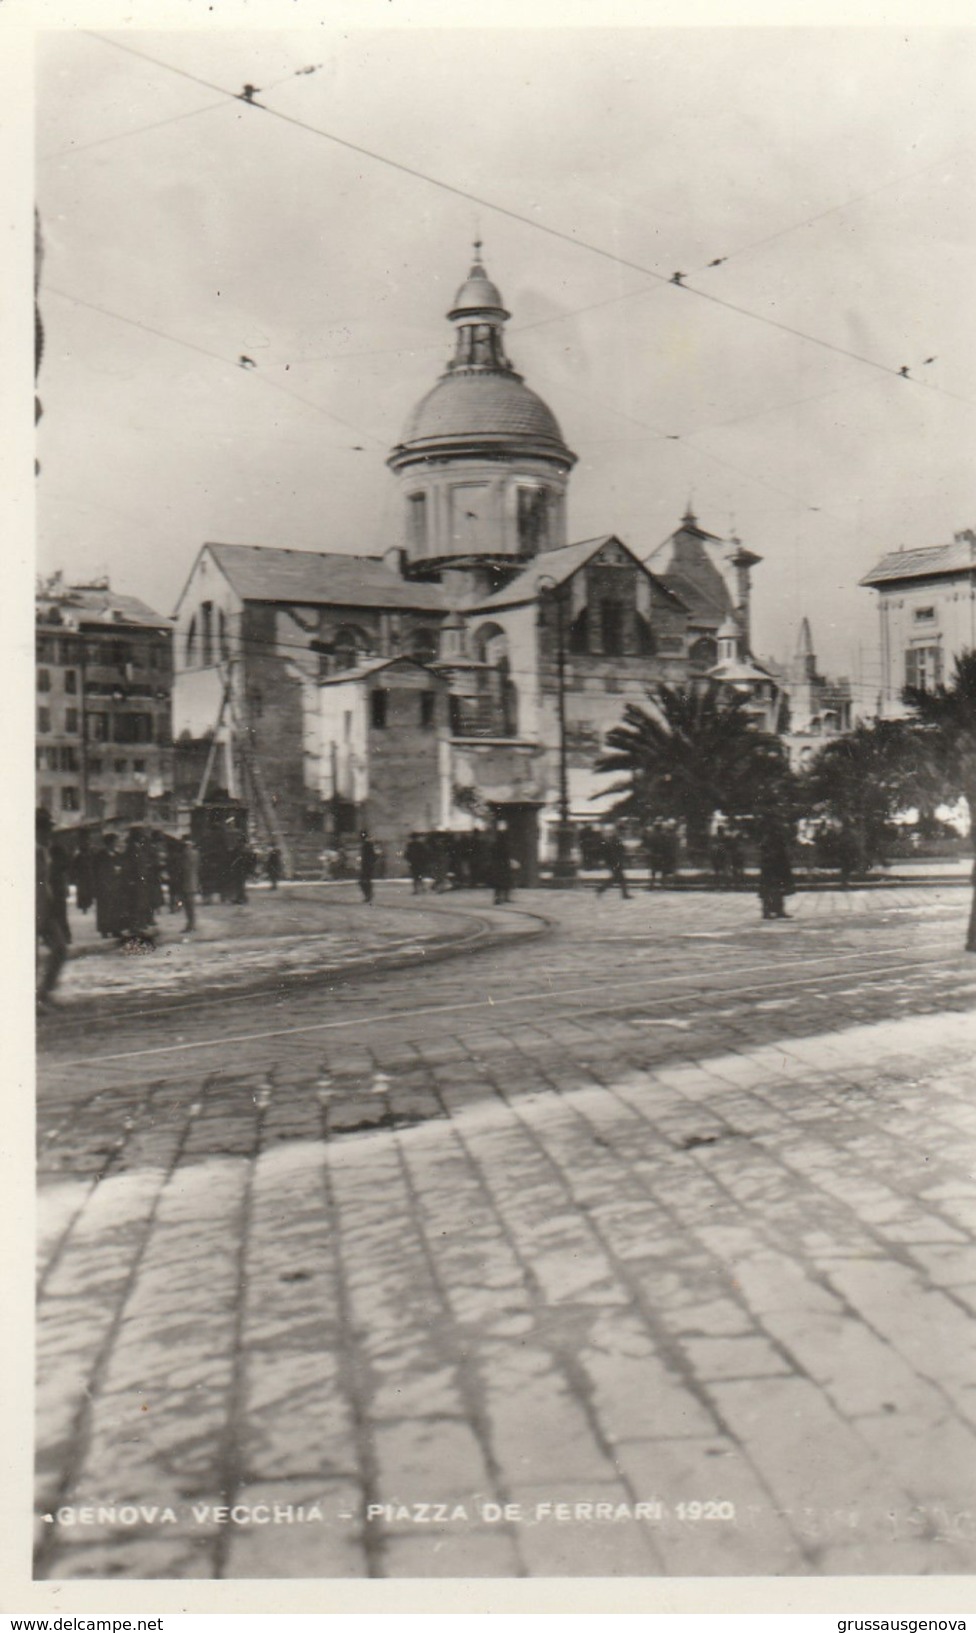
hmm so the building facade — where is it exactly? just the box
[36,576,174,825]
[861,531,976,714]
[171,249,778,872]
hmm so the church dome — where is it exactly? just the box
[400,371,569,451]
[390,248,575,468]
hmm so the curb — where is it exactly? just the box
[37,904,550,1033]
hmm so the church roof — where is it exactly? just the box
[860,534,976,586]
[397,371,570,452]
[467,536,688,613]
[659,569,728,626]
[203,543,447,612]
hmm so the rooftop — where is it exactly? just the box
[468,536,686,613]
[395,371,571,454]
[36,582,172,631]
[203,543,447,612]
[861,533,976,586]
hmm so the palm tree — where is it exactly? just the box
[596,680,789,858]
[903,651,976,952]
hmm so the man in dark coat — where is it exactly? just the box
[228,843,250,905]
[266,845,283,890]
[73,830,95,915]
[358,830,377,905]
[758,818,795,920]
[488,822,514,906]
[94,833,123,938]
[596,826,631,899]
[36,809,68,1005]
[49,836,72,943]
[119,827,156,937]
[181,838,200,932]
[405,832,427,894]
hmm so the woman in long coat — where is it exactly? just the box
[94,834,123,938]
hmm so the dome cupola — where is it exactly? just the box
[389,247,576,579]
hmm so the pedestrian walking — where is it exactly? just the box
[488,822,514,905]
[758,817,794,920]
[49,835,72,943]
[36,808,67,1007]
[596,826,631,899]
[266,845,283,890]
[72,830,95,915]
[229,843,250,905]
[119,827,157,939]
[93,832,123,938]
[405,832,427,893]
[181,838,200,932]
[358,830,377,904]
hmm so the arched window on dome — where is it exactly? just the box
[517,486,551,554]
[407,492,428,555]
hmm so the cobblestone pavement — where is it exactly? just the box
[35,882,976,1580]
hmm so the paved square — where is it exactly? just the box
[35,882,976,1578]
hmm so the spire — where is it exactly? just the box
[795,616,814,658]
[794,616,817,682]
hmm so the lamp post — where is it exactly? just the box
[538,575,576,881]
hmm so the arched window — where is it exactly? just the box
[185,616,198,666]
[407,627,438,664]
[690,635,718,668]
[408,492,428,553]
[218,608,229,661]
[517,486,551,552]
[473,624,517,735]
[568,607,589,655]
[200,601,214,667]
[472,622,508,668]
[635,614,655,656]
[331,624,372,672]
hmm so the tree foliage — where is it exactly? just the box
[596,681,789,851]
[799,719,925,870]
[902,651,976,950]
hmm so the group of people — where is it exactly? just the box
[35,812,287,1006]
[402,829,502,895]
[362,826,516,906]
[588,816,795,920]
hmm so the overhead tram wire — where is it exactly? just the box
[88,31,976,413]
[40,62,325,162]
[46,287,388,450]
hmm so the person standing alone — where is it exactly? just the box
[596,825,631,900]
[358,830,377,905]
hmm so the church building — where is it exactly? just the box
[172,248,777,875]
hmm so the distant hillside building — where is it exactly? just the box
[172,249,778,874]
[36,575,174,824]
[861,530,976,714]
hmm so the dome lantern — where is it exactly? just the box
[388,249,576,580]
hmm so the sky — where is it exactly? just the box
[34,23,976,704]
